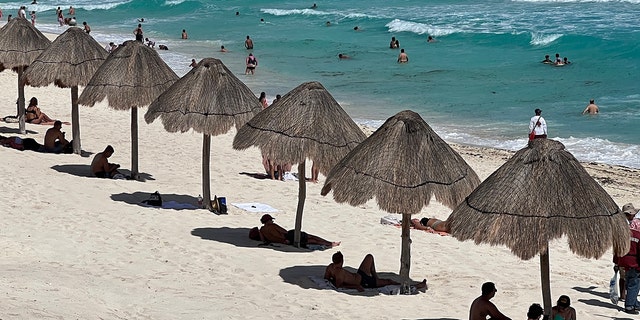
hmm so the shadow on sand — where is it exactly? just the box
[572,285,623,312]
[279,265,426,297]
[0,126,38,135]
[52,165,154,181]
[111,191,198,210]
[191,227,313,253]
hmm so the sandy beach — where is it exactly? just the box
[1,42,639,319]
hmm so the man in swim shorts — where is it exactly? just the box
[91,145,121,178]
[325,251,407,292]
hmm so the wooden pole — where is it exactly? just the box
[202,134,212,211]
[541,246,552,319]
[71,86,81,154]
[400,212,412,294]
[17,67,26,134]
[131,107,139,180]
[294,160,306,247]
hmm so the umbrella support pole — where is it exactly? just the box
[541,247,552,319]
[400,212,412,294]
[17,67,26,134]
[71,86,81,154]
[293,160,306,248]
[202,134,212,211]
[131,107,139,180]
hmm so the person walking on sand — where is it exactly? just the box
[397,48,409,63]
[30,11,36,26]
[582,99,599,114]
[529,108,547,139]
[181,29,188,39]
[469,282,512,320]
[244,35,253,50]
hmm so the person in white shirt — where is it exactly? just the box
[529,108,547,139]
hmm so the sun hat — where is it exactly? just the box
[260,214,274,224]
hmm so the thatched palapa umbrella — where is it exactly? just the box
[78,40,179,179]
[233,81,367,247]
[145,58,262,211]
[0,18,51,134]
[22,27,108,154]
[447,138,629,317]
[321,110,480,293]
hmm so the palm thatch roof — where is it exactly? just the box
[78,40,179,110]
[22,27,108,88]
[446,138,629,316]
[0,17,51,134]
[232,81,367,174]
[145,58,263,135]
[320,110,480,293]
[321,110,480,213]
[0,18,51,72]
[145,57,262,212]
[448,138,629,260]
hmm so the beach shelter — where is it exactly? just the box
[320,110,480,293]
[145,58,262,211]
[0,18,51,134]
[446,138,629,317]
[78,40,179,179]
[233,81,367,247]
[22,27,108,154]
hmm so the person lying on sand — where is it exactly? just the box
[259,214,340,248]
[324,251,426,292]
[91,145,122,178]
[411,217,450,233]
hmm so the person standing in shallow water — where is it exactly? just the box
[529,108,547,139]
[134,24,143,42]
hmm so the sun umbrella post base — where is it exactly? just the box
[399,212,412,294]
[541,247,552,319]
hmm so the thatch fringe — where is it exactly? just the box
[321,110,480,213]
[232,81,367,174]
[448,138,630,260]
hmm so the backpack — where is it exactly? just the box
[142,191,162,207]
[211,195,227,214]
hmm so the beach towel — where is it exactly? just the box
[231,202,278,213]
[308,275,419,295]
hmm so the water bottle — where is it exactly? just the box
[197,194,203,207]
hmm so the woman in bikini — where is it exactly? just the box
[25,97,56,125]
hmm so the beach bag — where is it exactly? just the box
[249,227,261,241]
[528,130,536,141]
[609,269,619,304]
[211,195,227,214]
[142,191,163,207]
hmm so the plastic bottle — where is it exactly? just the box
[197,194,203,207]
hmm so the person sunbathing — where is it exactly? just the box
[91,145,121,178]
[324,251,426,292]
[411,217,450,233]
[25,97,56,125]
[259,214,340,248]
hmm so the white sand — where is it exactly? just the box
[1,53,639,319]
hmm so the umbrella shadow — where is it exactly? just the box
[279,265,425,296]
[51,164,93,177]
[578,298,624,312]
[239,171,271,180]
[0,126,38,134]
[115,168,155,181]
[111,191,199,210]
[572,285,610,299]
[191,227,312,253]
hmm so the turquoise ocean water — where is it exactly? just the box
[1,0,639,168]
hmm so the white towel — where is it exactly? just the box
[231,202,278,213]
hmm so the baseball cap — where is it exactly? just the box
[260,214,274,224]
